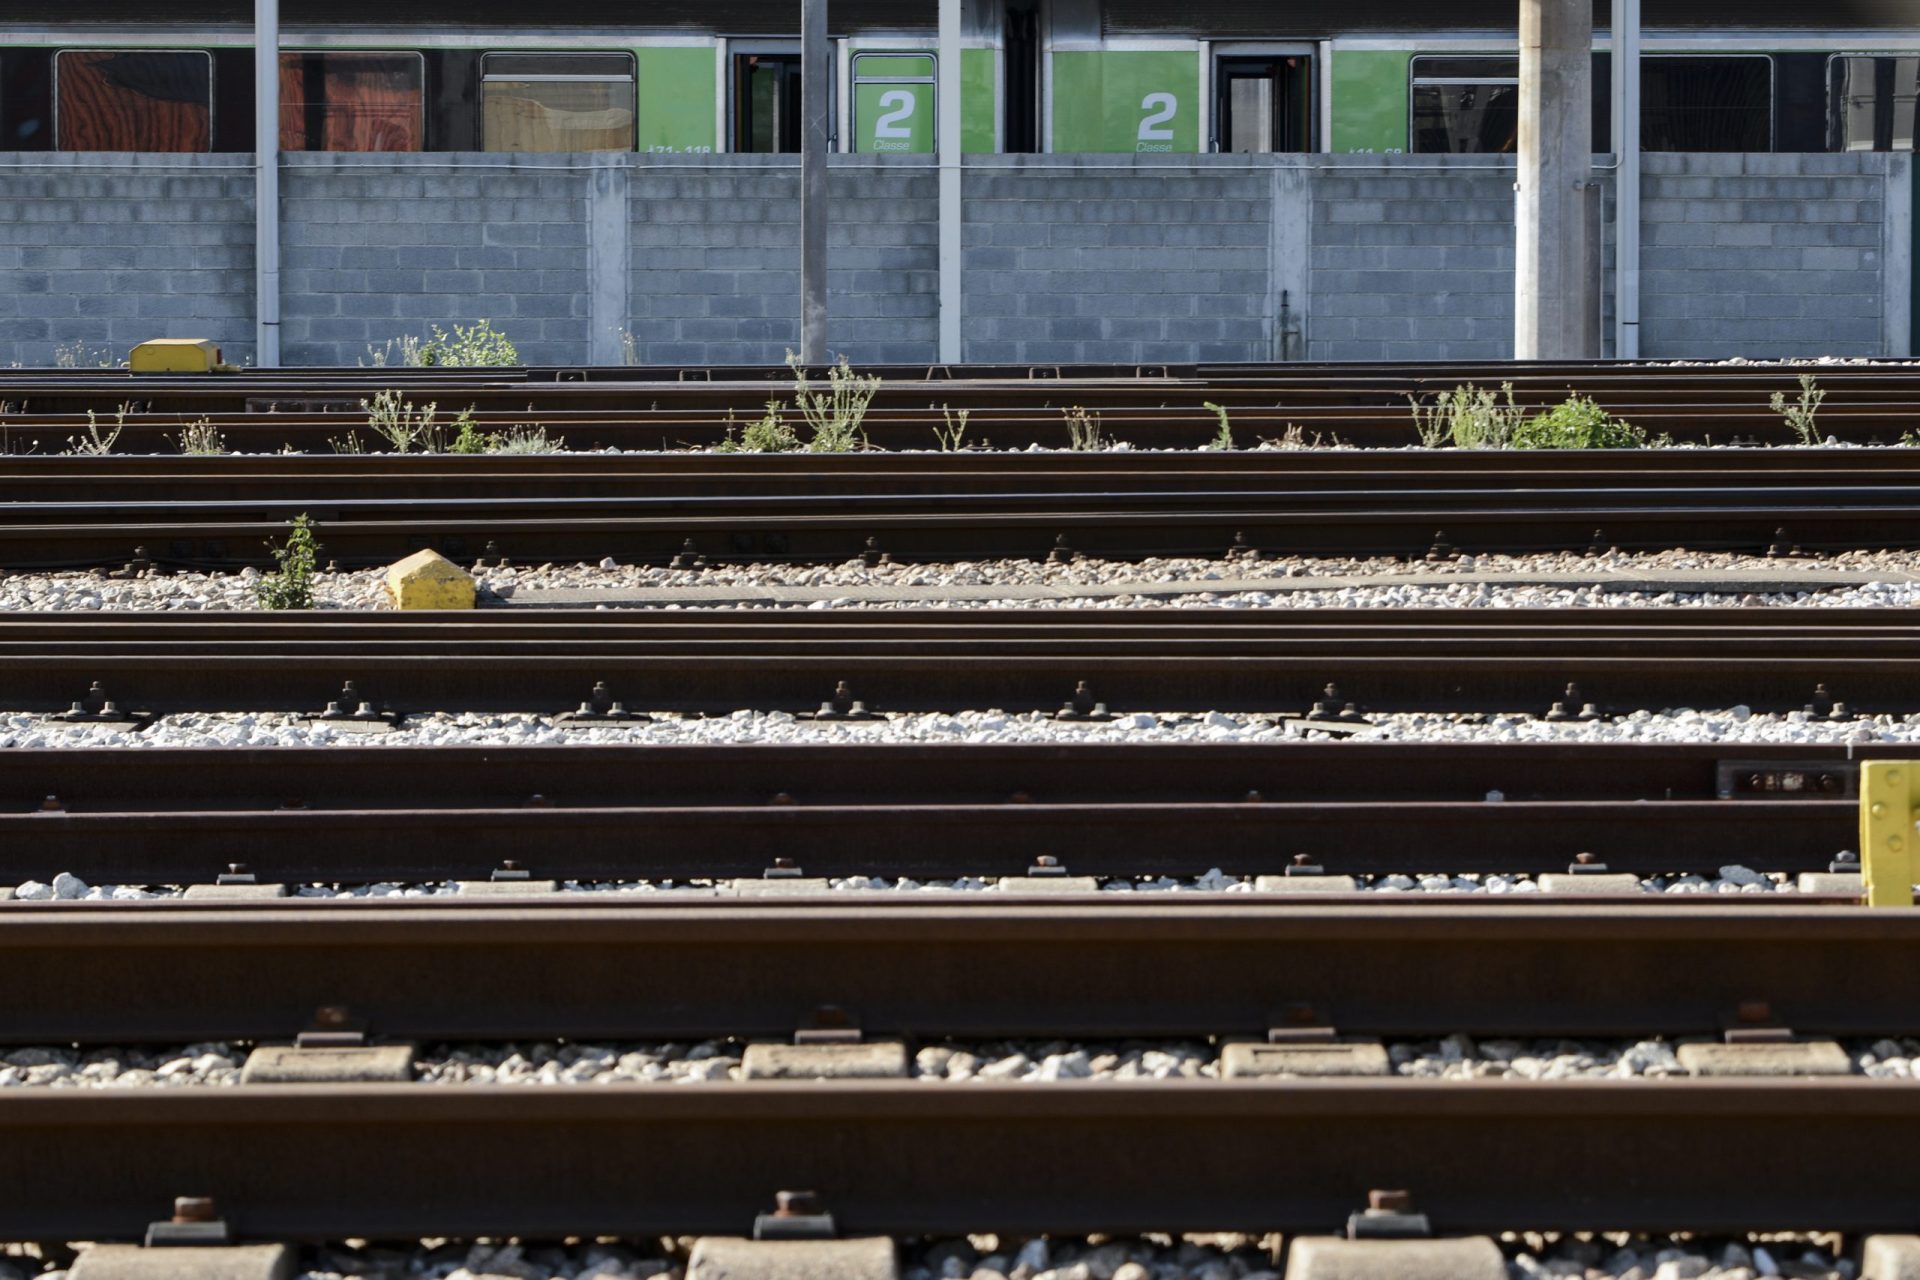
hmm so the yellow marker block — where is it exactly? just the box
[1860,761,1916,907]
[128,338,226,373]
[383,549,476,611]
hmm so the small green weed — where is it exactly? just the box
[789,353,880,453]
[363,389,443,453]
[64,402,134,456]
[1064,406,1104,451]
[1772,373,1826,446]
[172,418,226,455]
[1202,401,1234,451]
[934,405,972,452]
[257,514,319,611]
[1512,394,1647,450]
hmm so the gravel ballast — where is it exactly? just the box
[1,867,1818,902]
[8,548,1920,614]
[10,1035,1918,1090]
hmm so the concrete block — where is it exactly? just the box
[456,879,560,895]
[1799,872,1864,895]
[741,1041,910,1080]
[1862,1235,1920,1280]
[384,549,475,611]
[71,1245,295,1280]
[241,1043,416,1084]
[1254,875,1360,893]
[999,876,1102,894]
[1676,1040,1852,1077]
[1221,1040,1391,1078]
[1284,1237,1506,1280]
[1537,873,1644,894]
[183,883,289,900]
[732,879,833,897]
[689,1238,897,1280]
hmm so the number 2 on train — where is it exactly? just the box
[1137,92,1177,149]
[875,90,916,139]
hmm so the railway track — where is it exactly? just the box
[0,894,1914,1239]
[0,742,1874,885]
[0,360,1916,448]
[4,607,1918,715]
[9,448,1920,566]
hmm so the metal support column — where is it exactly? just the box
[1514,0,1598,360]
[937,0,963,363]
[1611,0,1642,359]
[800,0,830,364]
[254,0,281,368]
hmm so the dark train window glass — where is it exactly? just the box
[281,51,424,152]
[1642,56,1771,151]
[734,53,802,153]
[480,51,633,152]
[1831,55,1918,152]
[56,50,211,151]
[1410,56,1518,153]
[0,51,54,150]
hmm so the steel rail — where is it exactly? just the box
[0,742,1876,884]
[0,899,1900,1045]
[2,1078,1917,1239]
[2,607,1918,714]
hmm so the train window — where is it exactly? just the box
[851,54,934,153]
[1410,56,1518,153]
[1642,56,1771,152]
[1830,55,1918,152]
[281,52,424,152]
[0,52,53,150]
[55,50,211,152]
[1214,56,1312,153]
[480,52,634,153]
[734,53,802,153]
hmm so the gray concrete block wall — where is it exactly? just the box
[1306,155,1520,362]
[962,155,1277,365]
[626,154,938,367]
[0,153,254,369]
[1638,152,1895,359]
[0,150,1906,368]
[281,153,591,367]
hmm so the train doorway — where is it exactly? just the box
[733,50,802,152]
[1213,52,1313,153]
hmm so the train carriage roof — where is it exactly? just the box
[12,0,1920,31]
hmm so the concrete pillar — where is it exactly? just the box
[937,0,963,363]
[1514,0,1598,360]
[799,0,830,363]
[253,0,281,368]
[1610,0,1642,357]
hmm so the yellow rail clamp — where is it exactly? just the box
[1861,761,1917,907]
[128,339,231,374]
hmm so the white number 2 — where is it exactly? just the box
[1138,92,1177,142]
[875,90,917,139]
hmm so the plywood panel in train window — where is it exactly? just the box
[55,50,211,152]
[280,52,424,152]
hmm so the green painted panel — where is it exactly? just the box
[963,47,997,153]
[637,46,715,154]
[853,52,935,154]
[1331,49,1410,154]
[1051,51,1201,154]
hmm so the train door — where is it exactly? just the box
[1212,51,1312,153]
[732,48,803,152]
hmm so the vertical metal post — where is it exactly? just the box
[937,0,963,363]
[254,0,281,367]
[800,0,830,364]
[933,0,960,362]
[1611,0,1642,358]
[1514,0,1597,360]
